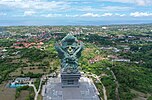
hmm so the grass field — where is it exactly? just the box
[9,66,50,77]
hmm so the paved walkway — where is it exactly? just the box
[42,76,100,100]
[28,78,43,100]
[88,73,107,100]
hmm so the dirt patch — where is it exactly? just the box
[0,82,16,100]
[9,66,50,77]
[23,66,49,74]
[9,68,21,77]
[83,48,94,54]
[16,90,29,100]
[131,89,151,100]
[38,94,43,100]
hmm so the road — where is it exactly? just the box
[28,78,43,100]
[86,72,107,100]
[92,74,107,100]
[109,68,120,100]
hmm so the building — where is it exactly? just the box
[9,77,31,88]
[14,77,30,84]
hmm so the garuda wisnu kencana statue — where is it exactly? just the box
[55,33,83,74]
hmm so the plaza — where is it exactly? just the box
[42,75,100,100]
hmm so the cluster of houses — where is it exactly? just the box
[9,77,32,88]
[0,47,8,59]
[12,41,44,49]
[107,55,130,62]
[89,56,107,64]
[88,55,131,64]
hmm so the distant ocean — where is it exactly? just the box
[0,19,152,26]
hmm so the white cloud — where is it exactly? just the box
[130,12,152,17]
[41,14,62,17]
[115,13,126,17]
[0,12,7,16]
[24,10,35,16]
[78,6,99,12]
[81,13,100,17]
[102,6,132,11]
[100,0,152,6]
[135,0,146,6]
[65,13,127,18]
[65,14,79,17]
[101,0,133,3]
[0,0,44,1]
[75,6,132,12]
[134,0,152,6]
[101,13,113,16]
[0,1,69,11]
[0,0,14,1]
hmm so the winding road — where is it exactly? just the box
[86,72,107,100]
[28,78,43,100]
[108,67,120,100]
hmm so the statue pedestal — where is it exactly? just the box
[42,76,100,100]
[61,72,81,88]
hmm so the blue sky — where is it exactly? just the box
[0,0,152,26]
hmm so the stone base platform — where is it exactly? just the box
[61,72,81,88]
[42,76,100,100]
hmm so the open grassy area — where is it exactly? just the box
[16,90,29,100]
[0,82,16,100]
[9,66,50,77]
